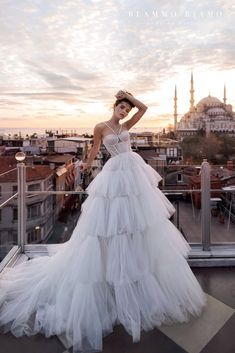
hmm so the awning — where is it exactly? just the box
[65,173,75,185]
[56,167,67,176]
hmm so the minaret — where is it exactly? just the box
[223,83,227,105]
[190,71,195,112]
[174,85,178,133]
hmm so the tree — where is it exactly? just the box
[180,135,203,162]
[219,135,235,162]
[180,132,227,163]
[82,133,93,138]
[165,131,177,140]
[201,134,221,163]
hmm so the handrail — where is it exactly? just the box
[0,168,17,177]
[24,188,235,196]
[0,192,18,209]
[25,189,203,195]
[0,188,231,200]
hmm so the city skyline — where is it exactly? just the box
[0,0,235,130]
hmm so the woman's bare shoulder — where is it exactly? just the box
[96,121,109,128]
[95,121,109,132]
[94,122,104,130]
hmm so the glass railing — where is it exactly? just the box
[210,189,235,244]
[0,168,18,263]
[159,163,203,245]
[26,190,87,245]
[1,158,235,269]
[23,188,235,247]
[159,162,235,246]
[24,189,204,246]
[162,190,202,244]
[161,189,235,245]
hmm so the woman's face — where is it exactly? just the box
[114,101,132,120]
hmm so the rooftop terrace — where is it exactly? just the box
[0,157,235,353]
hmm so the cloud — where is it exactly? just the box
[0,0,234,128]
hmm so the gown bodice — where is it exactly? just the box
[102,124,132,157]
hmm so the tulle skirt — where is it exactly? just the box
[0,151,206,352]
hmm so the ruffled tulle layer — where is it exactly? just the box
[0,151,206,352]
[80,151,175,237]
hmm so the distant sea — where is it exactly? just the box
[0,126,162,137]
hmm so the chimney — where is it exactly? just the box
[49,163,55,170]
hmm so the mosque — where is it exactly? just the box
[175,73,235,139]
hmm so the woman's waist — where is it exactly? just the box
[109,149,135,158]
[109,148,133,157]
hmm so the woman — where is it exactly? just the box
[0,91,206,352]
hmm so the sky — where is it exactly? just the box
[0,0,235,132]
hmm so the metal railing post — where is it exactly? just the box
[17,159,26,251]
[201,159,211,251]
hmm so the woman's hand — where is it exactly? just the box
[115,90,127,100]
[79,161,90,173]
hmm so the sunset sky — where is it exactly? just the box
[0,0,235,131]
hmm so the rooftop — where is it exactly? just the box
[46,154,75,164]
[57,137,92,142]
[0,157,54,182]
[1,266,234,353]
[137,150,165,160]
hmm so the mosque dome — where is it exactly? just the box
[196,96,222,108]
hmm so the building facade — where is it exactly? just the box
[0,157,54,247]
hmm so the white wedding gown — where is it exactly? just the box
[0,126,206,352]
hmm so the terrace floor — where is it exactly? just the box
[1,266,235,353]
[171,200,235,243]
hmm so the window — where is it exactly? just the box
[13,207,18,221]
[43,196,52,213]
[27,228,41,243]
[28,183,40,192]
[12,231,17,244]
[177,173,183,182]
[12,185,18,195]
[27,204,41,219]
[168,148,176,157]
[44,177,53,190]
[45,217,53,234]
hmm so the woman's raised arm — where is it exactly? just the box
[115,90,148,130]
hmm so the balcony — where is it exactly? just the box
[0,156,235,352]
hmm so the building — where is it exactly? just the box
[129,133,182,167]
[176,73,235,139]
[0,156,54,246]
[47,136,92,160]
[0,134,47,155]
[28,154,79,217]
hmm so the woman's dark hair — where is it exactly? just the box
[114,92,135,108]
